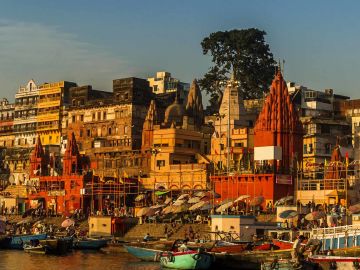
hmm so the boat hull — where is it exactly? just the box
[7,234,47,250]
[24,244,48,255]
[40,238,72,254]
[73,238,108,250]
[309,255,360,270]
[124,245,160,261]
[160,251,214,270]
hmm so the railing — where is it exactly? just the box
[169,164,207,171]
[298,178,346,190]
[312,224,360,237]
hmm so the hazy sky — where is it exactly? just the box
[1,0,360,103]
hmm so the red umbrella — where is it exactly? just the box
[250,196,264,206]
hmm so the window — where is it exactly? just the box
[235,142,244,147]
[80,115,84,122]
[220,144,225,151]
[72,115,76,123]
[103,112,107,120]
[97,112,101,120]
[303,144,307,154]
[153,85,158,92]
[80,130,83,137]
[87,129,91,137]
[108,127,112,135]
[156,160,165,168]
[92,113,96,121]
[308,143,313,154]
[325,143,332,154]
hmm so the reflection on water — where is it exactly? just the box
[0,250,161,270]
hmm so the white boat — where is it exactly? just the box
[309,255,360,270]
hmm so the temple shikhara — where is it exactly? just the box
[0,68,359,214]
[211,69,303,205]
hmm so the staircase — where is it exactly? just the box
[123,223,211,241]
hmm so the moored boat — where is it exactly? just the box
[7,233,47,250]
[23,244,48,254]
[124,245,162,261]
[309,255,360,270]
[0,236,12,249]
[40,237,72,254]
[272,239,293,250]
[159,250,214,270]
[73,238,108,250]
[209,241,249,253]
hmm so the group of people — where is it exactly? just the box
[292,235,322,266]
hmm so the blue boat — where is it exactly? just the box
[124,245,161,261]
[8,234,47,250]
[73,238,108,250]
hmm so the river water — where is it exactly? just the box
[0,250,161,270]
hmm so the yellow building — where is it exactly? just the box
[141,80,212,192]
[37,81,76,146]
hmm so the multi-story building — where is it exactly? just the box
[148,71,189,103]
[288,82,351,170]
[141,80,212,194]
[37,81,77,147]
[13,79,38,148]
[0,98,15,148]
[62,78,152,179]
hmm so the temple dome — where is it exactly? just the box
[164,95,185,126]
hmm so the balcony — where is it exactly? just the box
[169,164,207,171]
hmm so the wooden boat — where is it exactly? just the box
[7,234,47,250]
[23,243,48,254]
[272,239,293,250]
[261,258,317,270]
[40,237,72,254]
[308,255,360,270]
[159,250,214,270]
[0,236,11,249]
[124,245,162,261]
[209,241,249,253]
[73,238,108,250]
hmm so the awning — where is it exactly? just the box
[155,190,170,196]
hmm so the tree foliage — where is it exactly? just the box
[199,28,276,114]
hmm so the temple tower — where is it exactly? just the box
[254,69,303,173]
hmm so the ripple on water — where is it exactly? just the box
[0,250,161,270]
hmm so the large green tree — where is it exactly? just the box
[199,28,276,114]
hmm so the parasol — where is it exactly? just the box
[17,217,33,225]
[349,203,360,214]
[61,218,75,228]
[305,211,326,221]
[234,195,250,203]
[150,204,165,209]
[218,198,234,206]
[145,208,157,217]
[188,197,201,204]
[171,204,189,214]
[216,201,234,213]
[173,200,186,206]
[250,196,265,206]
[177,194,190,201]
[135,194,146,202]
[201,203,215,211]
[162,205,173,215]
[164,197,172,205]
[275,196,294,206]
[195,191,206,197]
[279,210,298,219]
[189,201,207,211]
[136,207,150,217]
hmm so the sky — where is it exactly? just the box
[1,0,360,103]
